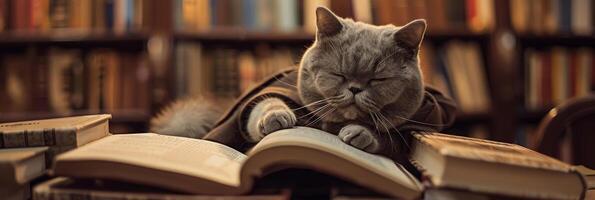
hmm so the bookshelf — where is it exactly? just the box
[0,0,592,146]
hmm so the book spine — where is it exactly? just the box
[0,128,76,149]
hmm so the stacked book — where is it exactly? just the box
[35,127,592,199]
[0,114,111,199]
[0,115,592,199]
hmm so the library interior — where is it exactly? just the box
[0,0,594,199]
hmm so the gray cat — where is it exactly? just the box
[152,7,455,156]
[247,7,426,153]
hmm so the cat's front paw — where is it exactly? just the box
[258,108,297,135]
[339,124,380,153]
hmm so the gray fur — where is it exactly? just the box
[246,98,297,142]
[295,7,426,153]
[150,96,222,138]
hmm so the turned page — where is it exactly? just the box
[249,126,422,191]
[56,133,247,187]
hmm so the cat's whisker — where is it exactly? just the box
[373,112,397,153]
[300,103,331,120]
[368,113,380,134]
[381,110,449,127]
[306,107,336,127]
[292,95,342,111]
[377,112,410,151]
[273,76,298,89]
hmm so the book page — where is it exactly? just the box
[57,133,247,186]
[249,126,421,191]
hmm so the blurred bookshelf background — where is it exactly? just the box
[0,0,592,148]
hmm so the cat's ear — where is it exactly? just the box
[316,7,342,37]
[394,19,427,49]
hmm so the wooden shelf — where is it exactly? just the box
[174,30,315,43]
[517,34,595,46]
[0,110,151,124]
[174,30,489,43]
[0,30,151,47]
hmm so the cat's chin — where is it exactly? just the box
[340,106,362,120]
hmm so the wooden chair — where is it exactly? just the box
[534,95,595,168]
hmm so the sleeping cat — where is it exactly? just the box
[151,7,455,156]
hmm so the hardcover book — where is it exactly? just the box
[411,132,584,199]
[0,147,47,186]
[51,127,586,199]
[0,114,111,149]
[53,127,423,200]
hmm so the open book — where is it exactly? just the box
[53,127,422,200]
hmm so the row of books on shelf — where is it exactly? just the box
[524,47,594,110]
[0,48,151,115]
[175,43,301,98]
[420,41,491,114]
[0,0,152,33]
[511,0,594,35]
[175,0,495,34]
[0,114,111,199]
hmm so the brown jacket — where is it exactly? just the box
[203,68,457,158]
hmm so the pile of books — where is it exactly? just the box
[0,114,111,199]
[0,114,593,200]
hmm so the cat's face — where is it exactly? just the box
[298,7,426,124]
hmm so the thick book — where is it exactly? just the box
[0,147,47,186]
[53,127,423,200]
[33,177,289,200]
[0,114,111,149]
[411,132,585,199]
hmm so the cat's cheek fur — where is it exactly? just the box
[339,124,381,153]
[246,98,297,142]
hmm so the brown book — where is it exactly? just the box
[0,147,47,186]
[0,0,5,31]
[411,132,585,199]
[541,50,552,107]
[92,0,106,29]
[330,0,354,19]
[53,127,423,200]
[0,114,111,149]
[510,0,529,33]
[2,56,32,113]
[425,0,447,32]
[374,0,395,25]
[575,165,595,190]
[103,51,121,112]
[33,177,290,200]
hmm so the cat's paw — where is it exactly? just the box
[258,107,297,135]
[339,124,380,153]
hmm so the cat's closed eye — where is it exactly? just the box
[369,78,390,85]
[329,72,346,81]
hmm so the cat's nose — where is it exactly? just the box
[348,87,363,94]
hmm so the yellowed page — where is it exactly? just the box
[249,126,422,191]
[56,133,247,186]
